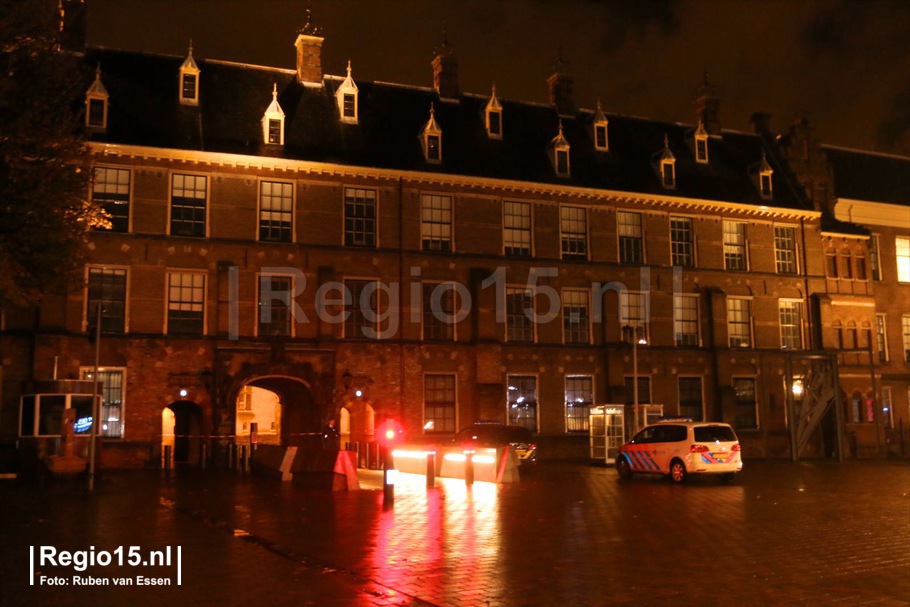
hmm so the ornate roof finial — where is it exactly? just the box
[346,60,352,77]
[272,82,278,99]
[298,8,323,36]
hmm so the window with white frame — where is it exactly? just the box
[620,291,649,340]
[424,374,456,434]
[85,65,108,130]
[670,216,694,267]
[902,315,910,362]
[421,194,453,252]
[420,104,442,163]
[261,84,285,145]
[870,234,882,281]
[897,237,910,283]
[258,274,293,337]
[560,206,587,260]
[565,375,593,432]
[562,289,590,344]
[618,211,643,264]
[727,298,752,348]
[179,42,200,106]
[93,167,130,232]
[678,377,704,421]
[774,226,798,274]
[503,201,532,256]
[624,376,651,405]
[20,394,95,437]
[259,181,293,243]
[87,267,127,334]
[170,174,207,237]
[422,282,455,341]
[80,368,125,438]
[344,188,376,247]
[733,377,758,429]
[507,375,538,432]
[779,300,803,350]
[344,279,378,339]
[167,272,205,335]
[485,85,502,139]
[335,61,359,124]
[723,221,748,270]
[876,313,888,363]
[674,294,699,346]
[593,101,609,151]
[506,287,534,342]
[694,122,708,164]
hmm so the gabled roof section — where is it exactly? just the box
[81,46,810,211]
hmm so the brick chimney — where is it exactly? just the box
[694,73,721,135]
[432,35,459,99]
[294,10,324,86]
[547,50,575,117]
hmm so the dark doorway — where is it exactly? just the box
[165,401,202,464]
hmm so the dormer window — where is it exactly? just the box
[758,152,774,200]
[593,100,609,151]
[85,64,108,131]
[179,41,200,106]
[659,134,676,189]
[420,103,443,163]
[485,84,503,139]
[549,121,571,178]
[335,60,359,124]
[694,121,709,164]
[261,83,285,145]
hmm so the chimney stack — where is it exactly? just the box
[547,50,575,117]
[294,10,324,86]
[750,112,773,137]
[432,34,459,99]
[694,73,721,135]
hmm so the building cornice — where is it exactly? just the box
[88,141,821,220]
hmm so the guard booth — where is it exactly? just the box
[589,405,625,465]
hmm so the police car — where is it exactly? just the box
[616,419,742,483]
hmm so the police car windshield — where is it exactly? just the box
[694,425,737,442]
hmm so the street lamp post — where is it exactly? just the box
[626,324,647,436]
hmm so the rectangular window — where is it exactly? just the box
[87,267,127,334]
[170,174,207,237]
[488,111,501,136]
[876,314,889,363]
[760,173,773,198]
[507,375,538,432]
[662,162,675,188]
[506,287,534,342]
[167,272,205,335]
[565,375,594,433]
[424,374,456,434]
[93,167,130,232]
[902,315,910,362]
[618,211,643,264]
[259,181,293,242]
[422,282,455,341]
[556,149,569,175]
[870,235,881,281]
[268,119,281,144]
[897,237,910,282]
[727,298,752,348]
[839,253,853,279]
[595,124,607,149]
[723,221,747,270]
[427,134,440,161]
[344,188,376,247]
[88,98,105,127]
[344,279,377,339]
[670,216,694,267]
[733,377,758,429]
[774,225,798,274]
[696,138,707,163]
[560,206,587,260]
[181,74,196,100]
[624,376,651,405]
[421,194,453,252]
[258,275,293,337]
[855,254,867,280]
[343,93,356,118]
[678,377,704,421]
[779,300,803,350]
[503,201,532,256]
[674,294,699,346]
[562,289,590,345]
[620,291,649,336]
[80,368,125,438]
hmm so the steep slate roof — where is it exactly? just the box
[824,146,910,207]
[84,46,806,210]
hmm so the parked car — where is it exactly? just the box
[616,420,742,483]
[453,423,538,466]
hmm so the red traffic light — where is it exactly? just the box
[377,419,404,445]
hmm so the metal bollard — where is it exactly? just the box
[239,445,247,472]
[465,451,474,486]
[426,452,436,488]
[200,443,207,469]
[163,445,172,470]
[382,446,395,505]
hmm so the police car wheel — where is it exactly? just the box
[616,457,632,480]
[669,460,687,483]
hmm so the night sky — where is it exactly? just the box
[86,0,910,155]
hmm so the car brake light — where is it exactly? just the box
[690,444,710,453]
[731,443,741,452]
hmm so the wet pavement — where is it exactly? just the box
[1,459,909,607]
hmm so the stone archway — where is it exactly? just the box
[239,376,319,448]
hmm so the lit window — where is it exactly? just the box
[618,211,643,264]
[262,83,285,145]
[167,272,205,335]
[870,235,882,280]
[562,289,590,345]
[170,174,207,237]
[620,292,649,340]
[485,84,503,139]
[420,104,443,163]
[897,237,910,282]
[424,374,456,434]
[335,61,359,124]
[902,315,910,362]
[560,206,587,260]
[723,221,747,270]
[875,314,888,363]
[503,201,532,256]
[779,300,803,350]
[420,194,453,251]
[565,376,593,432]
[670,216,694,267]
[92,167,130,232]
[344,188,376,247]
[179,41,200,106]
[774,226,798,274]
[674,294,699,346]
[259,181,293,243]
[727,298,752,348]
[80,368,126,438]
[507,375,538,432]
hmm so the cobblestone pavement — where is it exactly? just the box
[2,459,909,607]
